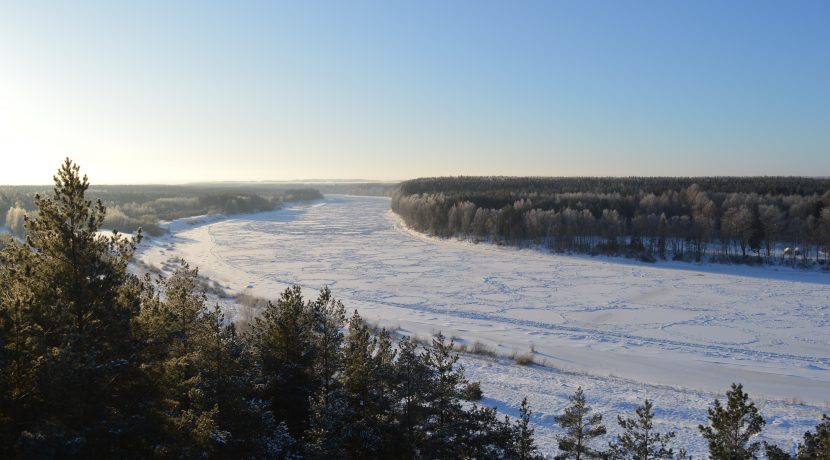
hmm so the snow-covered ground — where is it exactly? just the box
[137,195,830,455]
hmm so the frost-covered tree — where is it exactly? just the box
[393,176,830,264]
[758,204,785,258]
[722,205,754,257]
[3,203,29,238]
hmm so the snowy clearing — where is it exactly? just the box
[137,195,830,455]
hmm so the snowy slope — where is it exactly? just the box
[137,195,830,456]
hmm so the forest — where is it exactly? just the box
[392,177,830,264]
[0,183,322,237]
[0,161,828,459]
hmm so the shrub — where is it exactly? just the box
[462,382,483,401]
[514,352,535,366]
[471,341,497,357]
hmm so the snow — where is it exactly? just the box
[95,230,139,240]
[137,195,830,456]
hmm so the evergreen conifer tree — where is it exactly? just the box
[764,443,794,460]
[305,386,348,459]
[340,310,382,457]
[303,287,348,458]
[427,333,466,427]
[0,159,144,457]
[135,265,225,457]
[422,332,469,458]
[247,286,316,439]
[372,328,402,457]
[458,404,513,459]
[513,397,544,460]
[136,263,295,458]
[798,415,830,460]
[555,387,607,460]
[200,304,292,458]
[609,399,675,460]
[308,286,346,399]
[394,335,432,454]
[699,383,765,460]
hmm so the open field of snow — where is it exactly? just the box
[138,195,830,455]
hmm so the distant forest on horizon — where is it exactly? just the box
[393,176,830,265]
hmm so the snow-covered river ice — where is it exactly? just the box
[139,195,830,455]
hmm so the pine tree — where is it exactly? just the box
[699,383,765,460]
[136,264,294,458]
[427,333,466,428]
[0,159,144,457]
[303,287,348,458]
[764,443,794,460]
[201,305,291,459]
[308,286,346,399]
[0,240,42,455]
[393,336,432,455]
[513,397,544,460]
[306,310,398,458]
[0,233,11,250]
[555,387,607,460]
[340,310,382,457]
[134,264,224,457]
[247,285,316,439]
[305,388,349,459]
[458,404,514,459]
[609,399,675,460]
[422,332,469,458]
[372,328,402,457]
[798,414,830,460]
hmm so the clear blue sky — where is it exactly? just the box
[1,1,828,184]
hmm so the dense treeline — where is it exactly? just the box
[393,177,830,264]
[0,183,321,237]
[1,161,828,458]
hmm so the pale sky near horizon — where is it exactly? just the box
[1,1,828,184]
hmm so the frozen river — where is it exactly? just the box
[139,195,830,454]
